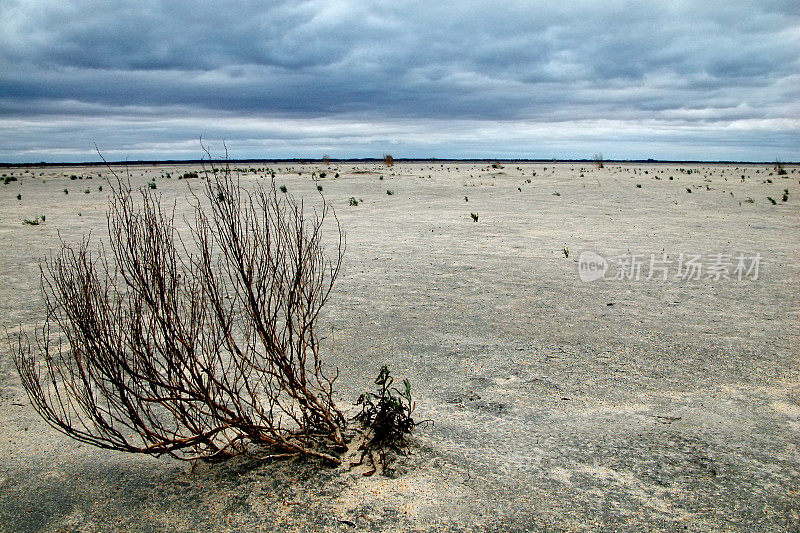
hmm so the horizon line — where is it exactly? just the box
[2,157,797,167]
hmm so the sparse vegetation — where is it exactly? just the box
[22,215,45,226]
[383,154,394,167]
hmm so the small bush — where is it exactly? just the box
[4,176,17,184]
[148,182,157,190]
[354,366,419,473]
[767,196,777,205]
[386,190,394,195]
[181,172,199,180]
[279,185,288,193]
[17,194,21,200]
[470,212,479,222]
[317,185,323,192]
[782,189,788,202]
[349,197,359,206]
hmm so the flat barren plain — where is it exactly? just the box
[0,161,798,532]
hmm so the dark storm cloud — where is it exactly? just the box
[1,0,798,161]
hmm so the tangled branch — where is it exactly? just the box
[12,165,347,464]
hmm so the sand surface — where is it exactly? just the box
[1,161,798,531]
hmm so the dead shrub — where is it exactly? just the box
[12,166,348,463]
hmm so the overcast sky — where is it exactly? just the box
[1,0,798,162]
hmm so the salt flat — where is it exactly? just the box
[0,161,798,531]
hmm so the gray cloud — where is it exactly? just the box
[1,0,798,161]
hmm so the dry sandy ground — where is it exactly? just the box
[0,161,798,532]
